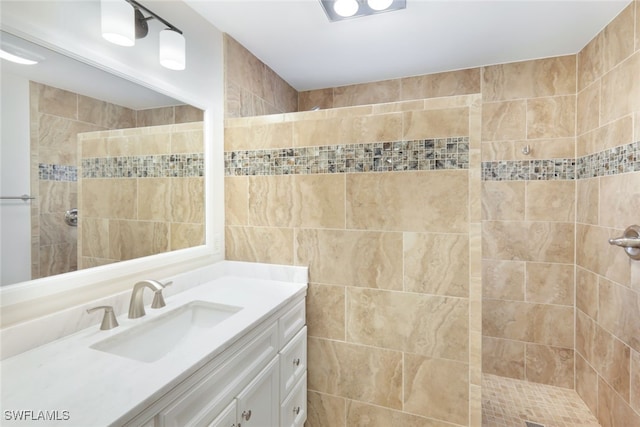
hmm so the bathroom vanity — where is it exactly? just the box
[0,262,307,427]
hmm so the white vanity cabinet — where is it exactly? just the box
[123,298,307,427]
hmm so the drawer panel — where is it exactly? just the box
[279,326,307,399]
[278,300,305,349]
[280,374,307,427]
[159,323,278,427]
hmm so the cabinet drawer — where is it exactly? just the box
[278,300,305,349]
[280,374,307,427]
[159,323,278,427]
[279,326,306,399]
[207,401,236,427]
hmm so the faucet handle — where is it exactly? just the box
[151,281,173,309]
[86,306,119,330]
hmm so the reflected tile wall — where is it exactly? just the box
[77,123,205,268]
[225,96,481,426]
[29,82,131,279]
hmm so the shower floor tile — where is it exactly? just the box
[482,374,601,427]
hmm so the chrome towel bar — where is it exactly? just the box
[0,194,35,201]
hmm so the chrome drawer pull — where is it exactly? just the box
[293,406,301,415]
[241,410,252,421]
[293,358,300,367]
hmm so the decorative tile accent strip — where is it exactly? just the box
[482,159,576,181]
[82,153,204,178]
[576,140,639,178]
[225,137,469,176]
[482,141,640,181]
[39,164,77,182]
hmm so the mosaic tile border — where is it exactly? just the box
[39,164,77,182]
[482,140,639,181]
[225,137,469,176]
[81,153,204,179]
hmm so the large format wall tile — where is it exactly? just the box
[403,353,469,425]
[225,225,293,264]
[481,181,525,221]
[599,172,640,230]
[598,376,640,427]
[108,220,169,260]
[482,299,573,347]
[296,229,403,289]
[576,352,599,416]
[403,108,469,139]
[248,175,294,227]
[576,224,631,287]
[36,84,77,120]
[525,343,574,388]
[602,2,636,73]
[576,267,599,320]
[482,259,525,301]
[306,283,345,341]
[577,81,601,136]
[346,288,469,361]
[346,400,455,427]
[482,336,525,380]
[526,95,576,139]
[401,68,481,101]
[306,391,345,427]
[483,56,576,102]
[333,79,401,108]
[170,223,204,250]
[576,178,599,225]
[81,179,137,219]
[601,51,640,123]
[307,338,403,409]
[598,277,640,353]
[403,232,469,297]
[632,350,640,413]
[78,95,135,129]
[224,177,249,226]
[525,180,575,222]
[482,138,575,161]
[292,174,346,229]
[347,171,469,233]
[525,262,574,306]
[481,101,526,141]
[482,221,574,263]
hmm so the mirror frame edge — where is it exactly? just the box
[0,6,225,328]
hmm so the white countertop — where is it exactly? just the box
[0,275,307,426]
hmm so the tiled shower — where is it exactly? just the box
[225,2,640,426]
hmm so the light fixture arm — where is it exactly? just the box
[124,0,183,34]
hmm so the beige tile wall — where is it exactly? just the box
[77,122,205,268]
[29,82,136,279]
[135,104,203,127]
[480,54,578,390]
[575,1,640,426]
[225,96,483,426]
[224,35,298,118]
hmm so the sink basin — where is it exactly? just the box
[90,301,242,363]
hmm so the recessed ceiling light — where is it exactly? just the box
[334,0,359,17]
[320,0,406,22]
[0,40,44,65]
[367,0,393,11]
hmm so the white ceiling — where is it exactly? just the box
[185,0,632,91]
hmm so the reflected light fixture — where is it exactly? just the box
[320,0,406,21]
[0,40,44,65]
[100,0,186,70]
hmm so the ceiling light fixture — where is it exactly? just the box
[100,0,186,70]
[333,0,359,17]
[367,0,394,11]
[0,49,38,65]
[320,0,406,22]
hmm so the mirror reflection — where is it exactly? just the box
[0,30,205,287]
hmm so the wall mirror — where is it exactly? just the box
[1,30,205,288]
[0,0,224,327]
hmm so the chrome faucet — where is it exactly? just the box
[128,280,172,319]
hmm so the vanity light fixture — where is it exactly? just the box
[320,0,406,22]
[100,0,186,70]
[0,41,43,65]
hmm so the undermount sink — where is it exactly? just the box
[90,301,242,363]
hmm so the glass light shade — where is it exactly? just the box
[0,49,38,65]
[101,0,135,46]
[159,29,186,71]
[367,0,393,11]
[333,0,359,17]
